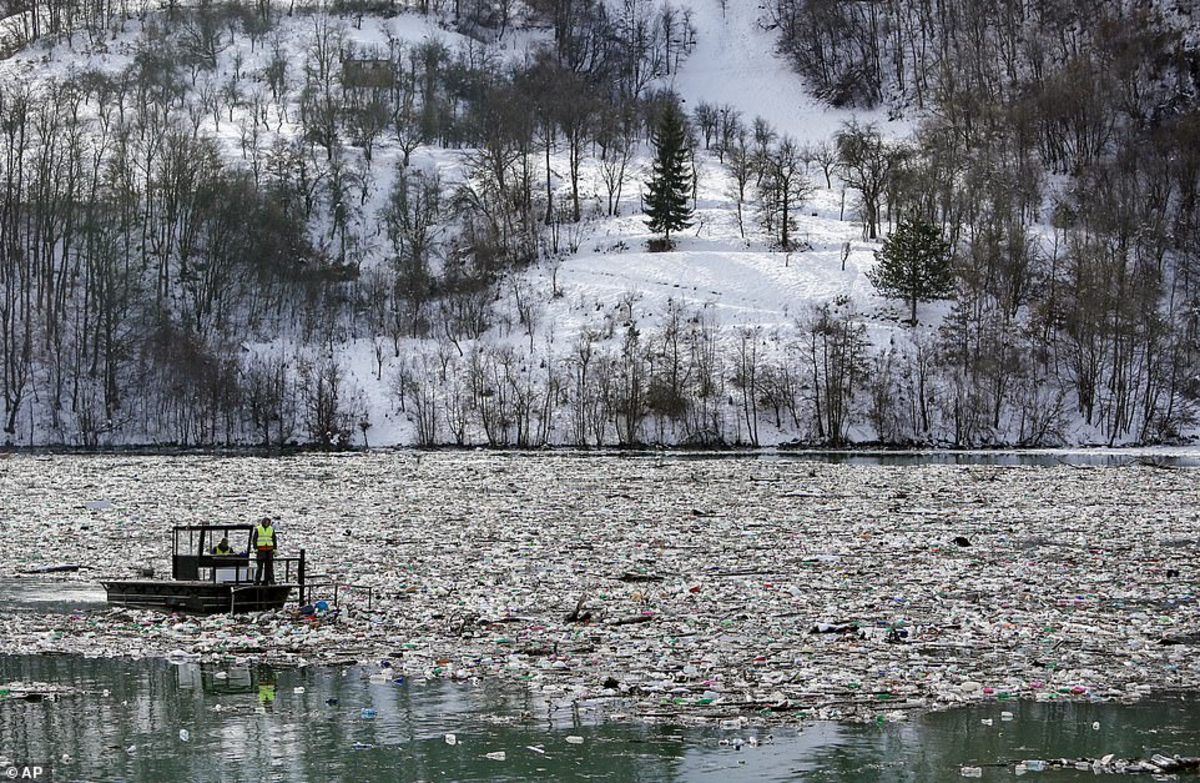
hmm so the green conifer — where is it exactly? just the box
[867,219,954,324]
[644,101,694,249]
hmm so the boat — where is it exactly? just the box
[101,524,307,615]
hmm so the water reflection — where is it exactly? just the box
[771,451,1200,467]
[556,448,1200,467]
[0,580,107,613]
[1,656,1199,782]
[174,663,256,696]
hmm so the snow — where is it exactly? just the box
[551,184,886,331]
[0,2,1182,447]
[670,0,893,143]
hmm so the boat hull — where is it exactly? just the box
[101,580,293,614]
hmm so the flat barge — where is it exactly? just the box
[102,524,306,615]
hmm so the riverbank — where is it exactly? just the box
[4,443,1200,461]
[0,452,1197,724]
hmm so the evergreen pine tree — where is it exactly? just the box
[644,101,694,249]
[867,219,954,325]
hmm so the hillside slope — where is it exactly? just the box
[0,0,1194,448]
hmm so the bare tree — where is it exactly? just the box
[760,136,815,250]
[836,120,896,240]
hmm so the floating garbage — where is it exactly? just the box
[360,708,376,720]
[485,751,506,761]
[0,682,73,702]
[959,767,982,778]
[2,453,1200,726]
[565,735,584,744]
[178,729,189,742]
[444,734,457,746]
[165,650,200,664]
[1009,755,1200,775]
[18,564,81,574]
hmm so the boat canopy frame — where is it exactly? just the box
[169,524,304,591]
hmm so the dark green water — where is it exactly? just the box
[1,657,1199,782]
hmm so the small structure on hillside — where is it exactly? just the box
[342,56,393,90]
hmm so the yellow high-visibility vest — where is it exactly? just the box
[255,525,275,551]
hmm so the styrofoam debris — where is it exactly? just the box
[1,454,1198,727]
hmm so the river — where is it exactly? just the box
[0,450,1198,780]
[1,655,1199,782]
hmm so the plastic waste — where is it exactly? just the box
[5,452,1200,728]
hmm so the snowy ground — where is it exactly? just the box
[4,2,1166,449]
[671,0,894,143]
[0,0,941,448]
[2,453,1198,723]
[521,0,914,360]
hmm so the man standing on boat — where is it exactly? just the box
[252,517,277,585]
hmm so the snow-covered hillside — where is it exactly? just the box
[0,0,1194,448]
[342,1,922,447]
[546,0,900,327]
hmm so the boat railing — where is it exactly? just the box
[195,549,307,592]
[297,577,374,611]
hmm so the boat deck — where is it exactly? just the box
[102,580,295,614]
[102,524,307,615]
